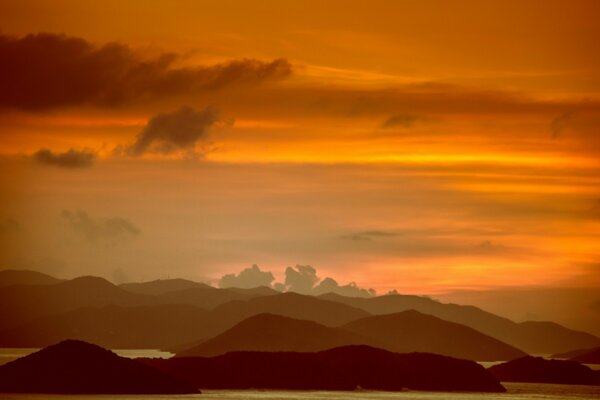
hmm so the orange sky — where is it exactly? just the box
[0,0,599,295]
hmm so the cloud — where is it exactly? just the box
[0,32,292,110]
[550,111,574,138]
[126,106,219,156]
[33,148,96,168]
[381,113,420,129]
[283,265,376,297]
[313,277,376,297]
[219,264,275,289]
[61,210,140,241]
[284,265,320,294]
[340,230,399,242]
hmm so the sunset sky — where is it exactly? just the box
[1,0,599,300]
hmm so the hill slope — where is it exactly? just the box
[0,340,198,393]
[342,310,526,361]
[321,293,600,354]
[177,313,377,357]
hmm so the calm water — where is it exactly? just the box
[1,384,600,400]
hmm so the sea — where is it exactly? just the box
[1,349,599,400]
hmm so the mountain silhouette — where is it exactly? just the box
[0,304,210,348]
[570,346,600,364]
[0,269,62,287]
[177,313,378,357]
[320,293,600,354]
[341,310,526,361]
[119,278,213,295]
[488,356,600,385]
[146,345,505,392]
[0,340,198,393]
[210,292,370,327]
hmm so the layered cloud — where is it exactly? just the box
[0,32,292,110]
[61,210,140,242]
[126,106,220,156]
[33,149,96,168]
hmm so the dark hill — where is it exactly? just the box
[119,278,212,295]
[177,313,377,357]
[571,347,600,364]
[0,276,154,329]
[488,356,600,385]
[320,293,600,354]
[551,346,594,359]
[0,304,210,349]
[0,269,61,287]
[0,340,198,394]
[145,345,504,392]
[342,310,526,361]
[211,292,370,327]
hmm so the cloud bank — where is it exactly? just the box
[33,148,96,168]
[0,32,292,110]
[219,264,376,297]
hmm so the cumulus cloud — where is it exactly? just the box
[126,106,219,156]
[284,265,320,294]
[61,210,141,241]
[33,148,96,168]
[0,32,292,110]
[381,113,420,129]
[219,264,275,289]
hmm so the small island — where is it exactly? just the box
[0,340,198,394]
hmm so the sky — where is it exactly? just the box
[0,0,599,301]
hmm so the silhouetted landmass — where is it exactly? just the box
[551,346,596,359]
[177,313,379,357]
[488,356,600,385]
[178,311,524,361]
[571,347,600,364]
[0,270,62,287]
[210,292,369,327]
[0,292,368,349]
[144,345,505,392]
[120,278,213,295]
[154,284,277,309]
[320,293,600,354]
[0,304,210,349]
[0,340,198,394]
[342,310,526,361]
[0,276,154,329]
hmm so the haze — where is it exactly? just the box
[0,0,599,335]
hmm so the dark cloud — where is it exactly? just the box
[381,113,420,129]
[126,106,219,156]
[61,210,140,241]
[0,32,292,110]
[340,230,399,242]
[550,111,574,138]
[33,148,96,168]
[219,264,275,289]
